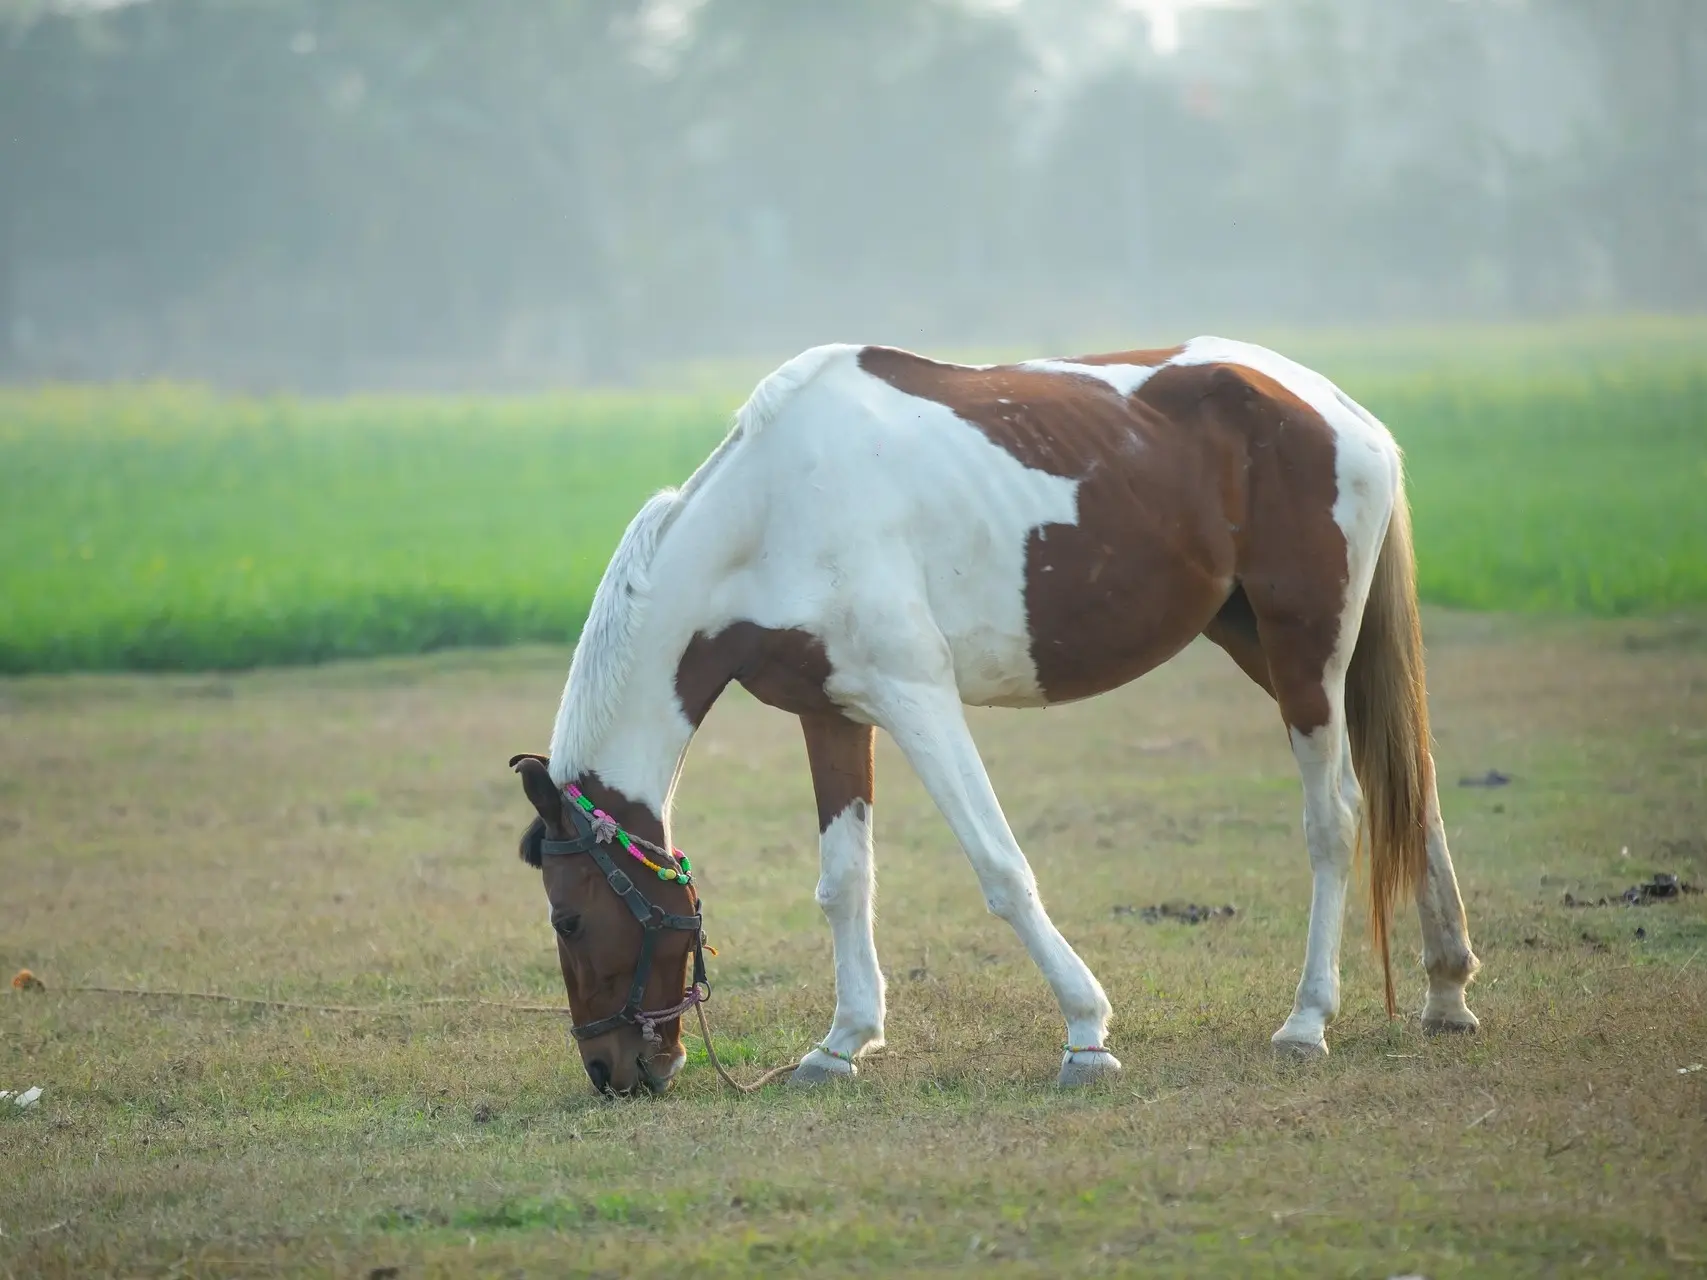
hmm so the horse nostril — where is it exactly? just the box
[586,1059,612,1092]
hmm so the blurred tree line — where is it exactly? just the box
[1,0,1702,388]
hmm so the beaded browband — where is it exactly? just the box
[563,782,693,886]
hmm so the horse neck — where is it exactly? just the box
[556,514,735,848]
[566,697,695,850]
[561,688,699,922]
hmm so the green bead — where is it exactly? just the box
[679,857,692,871]
[676,873,689,885]
[657,867,672,881]
[576,795,593,811]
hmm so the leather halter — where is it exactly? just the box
[539,800,708,1044]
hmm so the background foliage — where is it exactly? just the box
[1,0,1703,389]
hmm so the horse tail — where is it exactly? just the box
[1344,468,1432,1018]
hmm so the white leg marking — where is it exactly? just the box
[1273,723,1357,1056]
[794,799,886,1082]
[1417,770,1481,1032]
[873,683,1118,1085]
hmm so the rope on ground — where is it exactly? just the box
[12,971,564,1015]
[693,1001,800,1093]
[14,968,805,1091]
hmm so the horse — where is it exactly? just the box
[510,336,1481,1096]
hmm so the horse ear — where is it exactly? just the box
[512,755,566,832]
[507,752,550,769]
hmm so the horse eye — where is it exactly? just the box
[551,912,581,939]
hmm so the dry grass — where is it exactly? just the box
[2,612,1705,1278]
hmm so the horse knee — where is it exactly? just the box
[815,859,871,912]
[815,874,862,912]
[980,863,1037,921]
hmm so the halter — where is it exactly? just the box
[538,793,710,1046]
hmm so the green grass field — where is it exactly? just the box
[2,319,1704,674]
[0,388,731,673]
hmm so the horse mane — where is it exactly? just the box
[547,487,680,784]
[518,815,545,868]
[547,344,853,785]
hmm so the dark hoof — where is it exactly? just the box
[1422,1013,1479,1035]
[1057,1052,1122,1088]
[788,1053,855,1087]
[1271,1036,1329,1059]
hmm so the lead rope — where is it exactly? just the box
[693,1000,800,1093]
[25,972,810,1093]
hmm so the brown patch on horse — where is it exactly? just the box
[858,345,1233,700]
[1201,583,1274,697]
[1140,362,1347,734]
[677,625,871,833]
[676,622,840,722]
[800,715,874,833]
[858,347,1347,719]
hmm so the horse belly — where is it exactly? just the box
[894,450,1229,710]
[934,538,1224,710]
[1024,497,1235,705]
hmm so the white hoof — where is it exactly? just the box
[788,1048,857,1088]
[1057,1050,1122,1088]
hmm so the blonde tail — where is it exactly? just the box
[1344,479,1432,1017]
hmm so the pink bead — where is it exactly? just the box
[593,810,607,821]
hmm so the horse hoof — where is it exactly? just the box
[1057,1052,1122,1088]
[1271,1036,1329,1059]
[1422,1010,1480,1035]
[788,1052,856,1088]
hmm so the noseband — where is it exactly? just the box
[539,798,709,1046]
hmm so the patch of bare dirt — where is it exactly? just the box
[1112,901,1237,925]
[1563,872,1701,908]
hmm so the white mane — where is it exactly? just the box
[547,344,853,784]
[547,489,680,784]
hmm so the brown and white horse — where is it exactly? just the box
[512,337,1480,1095]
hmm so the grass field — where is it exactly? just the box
[3,318,1705,674]
[2,611,1705,1276]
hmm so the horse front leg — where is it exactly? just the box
[791,715,886,1085]
[872,682,1118,1088]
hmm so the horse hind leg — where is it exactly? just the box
[1206,583,1353,1055]
[1417,771,1480,1032]
[790,714,886,1086]
[1269,680,1359,1056]
[1211,561,1479,1042]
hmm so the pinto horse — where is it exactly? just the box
[512,337,1480,1095]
